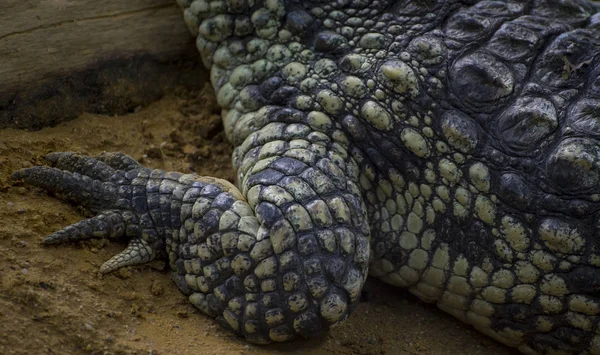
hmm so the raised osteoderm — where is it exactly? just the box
[12,0,600,353]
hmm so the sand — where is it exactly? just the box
[0,85,516,355]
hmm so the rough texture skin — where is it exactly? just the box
[12,0,600,354]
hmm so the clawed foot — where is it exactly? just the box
[14,149,370,343]
[13,152,161,274]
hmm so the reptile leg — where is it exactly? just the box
[14,133,370,344]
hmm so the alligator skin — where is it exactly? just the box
[13,0,600,353]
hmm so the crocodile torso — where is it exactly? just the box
[14,0,600,354]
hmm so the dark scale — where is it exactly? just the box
[12,0,600,353]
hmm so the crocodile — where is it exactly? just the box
[12,0,600,353]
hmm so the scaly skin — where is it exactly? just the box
[12,0,600,353]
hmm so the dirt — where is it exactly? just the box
[0,84,517,355]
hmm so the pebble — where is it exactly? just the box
[117,268,132,279]
[150,280,165,296]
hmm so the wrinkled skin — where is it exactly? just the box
[13,0,600,354]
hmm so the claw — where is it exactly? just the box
[43,210,126,244]
[43,151,142,177]
[45,152,116,181]
[12,166,117,211]
[94,152,142,171]
[99,238,158,274]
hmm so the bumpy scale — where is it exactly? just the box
[13,0,600,354]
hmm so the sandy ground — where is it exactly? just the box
[0,85,518,355]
